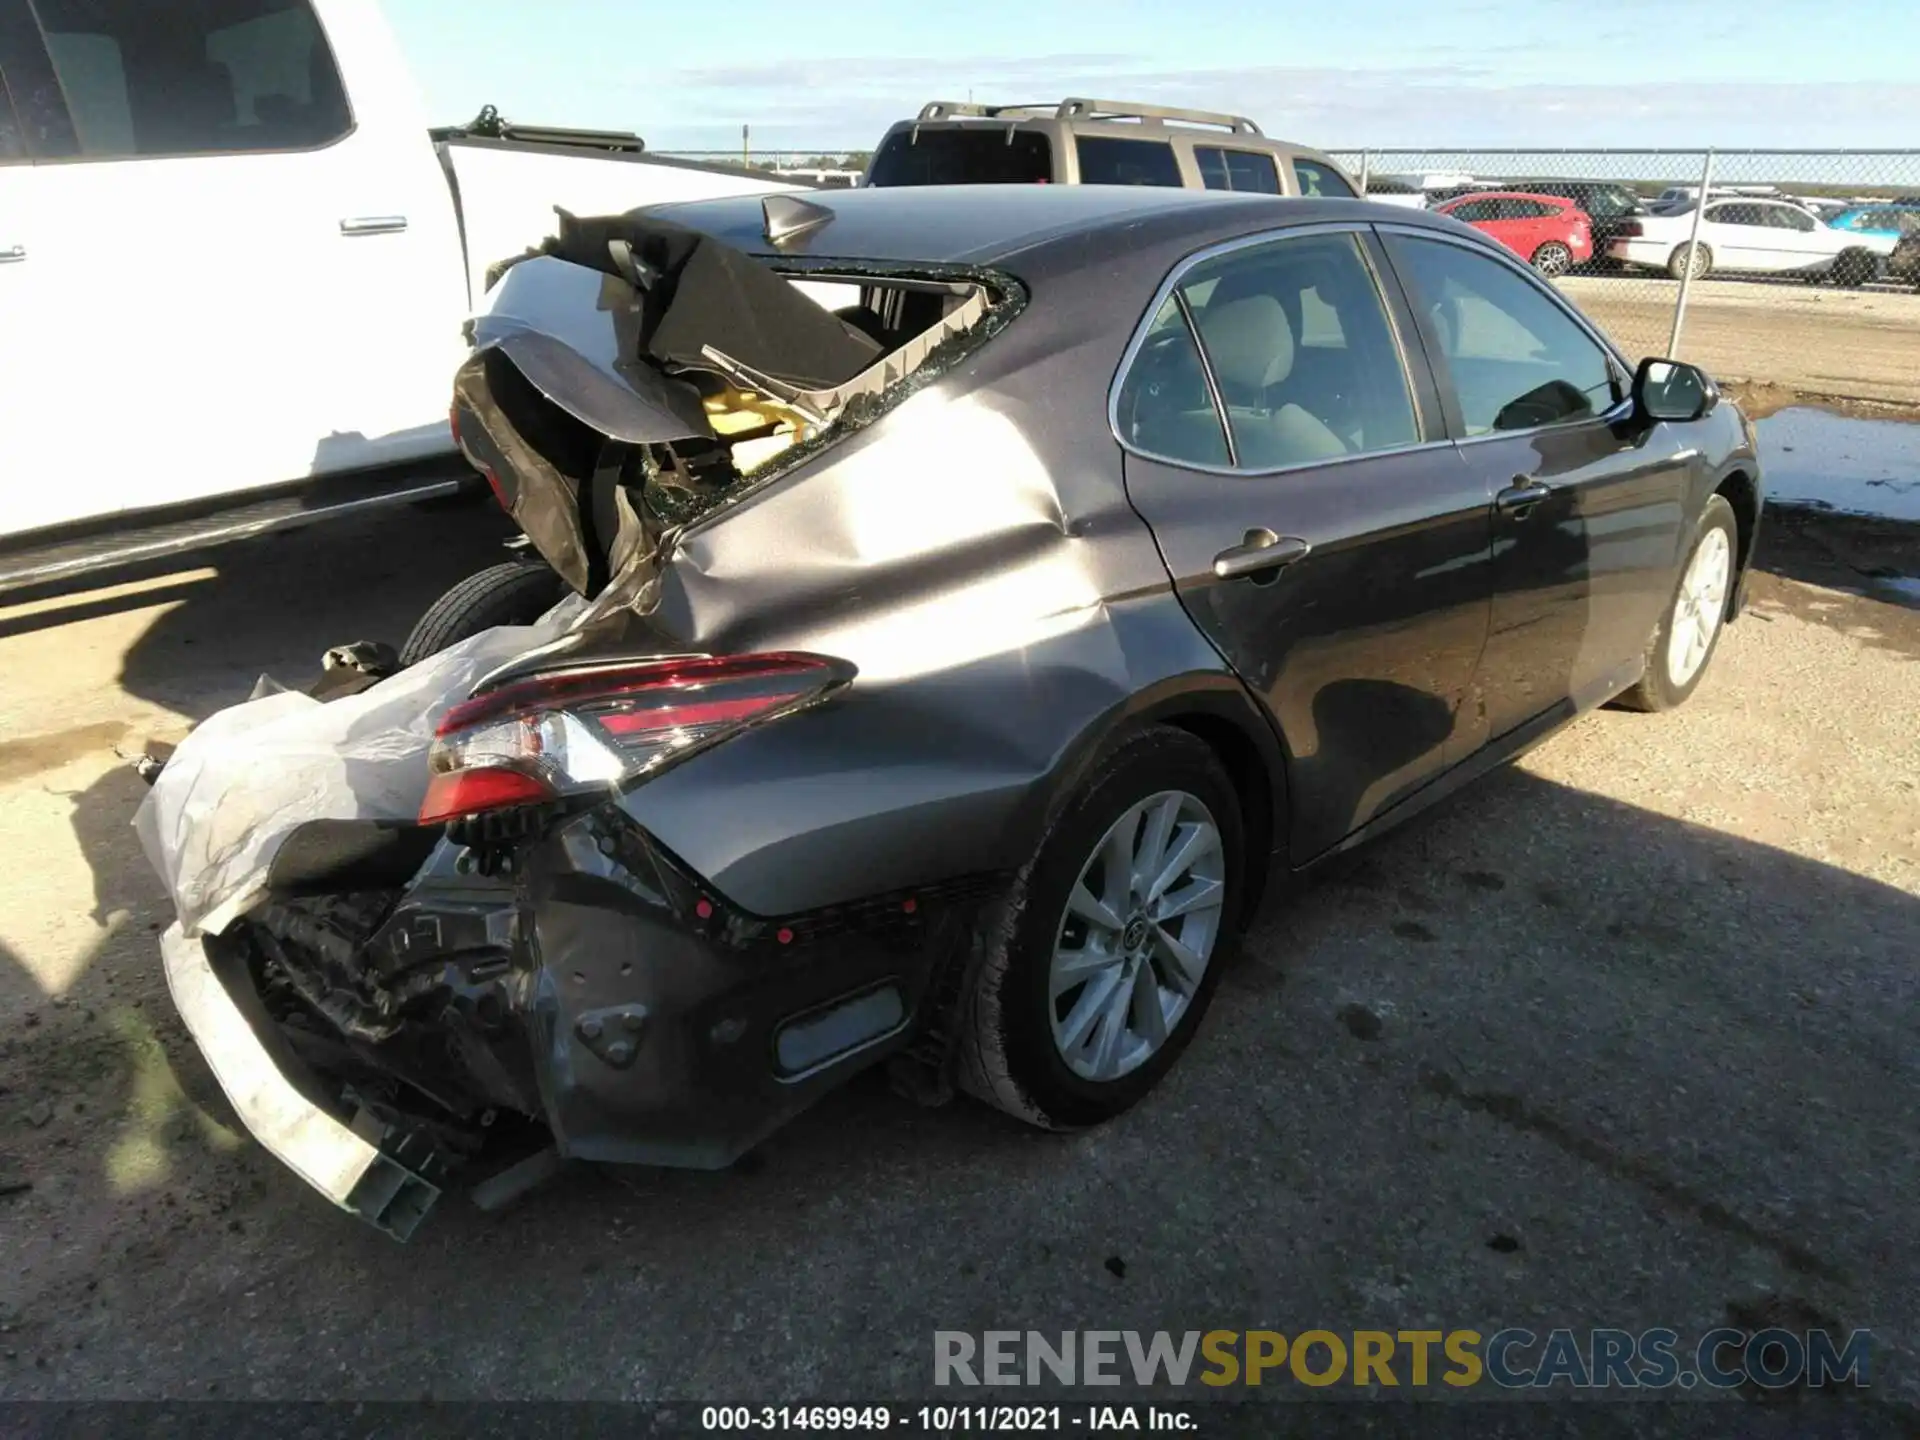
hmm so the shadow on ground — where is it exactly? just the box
[3,754,1914,1411]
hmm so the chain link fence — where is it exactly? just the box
[1312,149,1920,407]
[657,144,1920,409]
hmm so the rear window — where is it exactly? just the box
[1075,136,1182,187]
[1195,146,1279,194]
[1293,158,1355,198]
[866,127,1053,186]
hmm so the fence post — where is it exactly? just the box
[1358,149,1371,196]
[1667,148,1716,359]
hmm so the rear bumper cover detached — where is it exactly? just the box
[162,809,998,1238]
[161,925,441,1240]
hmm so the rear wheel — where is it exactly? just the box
[399,558,568,666]
[1530,241,1574,278]
[957,726,1244,1130]
[1667,243,1712,281]
[1615,494,1738,713]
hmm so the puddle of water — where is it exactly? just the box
[1756,407,1920,523]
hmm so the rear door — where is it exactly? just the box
[1380,228,1691,737]
[1116,225,1494,862]
[1700,202,1769,270]
[7,0,466,532]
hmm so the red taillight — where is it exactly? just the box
[420,767,555,826]
[1618,221,1644,238]
[420,652,853,825]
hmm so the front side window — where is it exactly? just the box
[1171,232,1419,469]
[0,0,77,156]
[1386,235,1617,437]
[1075,136,1181,187]
[1293,158,1355,198]
[866,127,1053,186]
[1448,199,1496,223]
[25,0,351,159]
[1195,146,1280,194]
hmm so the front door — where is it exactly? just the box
[4,0,468,533]
[1380,230,1691,738]
[1117,226,1494,863]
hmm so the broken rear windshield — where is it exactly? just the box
[867,128,1054,186]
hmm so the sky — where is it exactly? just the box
[382,0,1919,157]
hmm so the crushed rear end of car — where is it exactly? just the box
[139,202,1032,1237]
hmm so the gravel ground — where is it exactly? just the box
[1561,276,1920,406]
[0,498,1914,1427]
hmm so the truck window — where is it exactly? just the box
[0,0,78,157]
[1292,158,1355,198]
[27,0,352,159]
[866,128,1053,186]
[1194,147,1279,194]
[1075,136,1181,187]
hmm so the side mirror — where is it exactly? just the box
[1633,356,1718,423]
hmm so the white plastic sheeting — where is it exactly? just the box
[135,598,588,938]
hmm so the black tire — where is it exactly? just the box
[1615,494,1739,713]
[399,559,568,666]
[1530,241,1573,277]
[1830,248,1881,288]
[1667,243,1711,281]
[956,725,1245,1131]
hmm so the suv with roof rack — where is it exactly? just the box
[863,98,1358,199]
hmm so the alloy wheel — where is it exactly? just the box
[1534,243,1572,277]
[1047,790,1227,1082]
[1667,526,1732,687]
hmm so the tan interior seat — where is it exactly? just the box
[1194,293,1348,469]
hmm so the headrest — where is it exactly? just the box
[1195,291,1295,395]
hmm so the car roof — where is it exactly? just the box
[1441,190,1572,205]
[640,185,1461,268]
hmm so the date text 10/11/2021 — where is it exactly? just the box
[701,1406,1194,1432]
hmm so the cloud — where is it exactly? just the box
[629,57,1920,164]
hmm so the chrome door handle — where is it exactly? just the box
[1496,478,1552,517]
[1213,529,1312,581]
[340,216,408,236]
[0,245,25,263]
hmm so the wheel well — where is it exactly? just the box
[1158,711,1277,925]
[1715,469,1759,613]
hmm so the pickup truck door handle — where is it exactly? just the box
[1213,529,1312,581]
[1496,478,1553,517]
[340,216,409,236]
[0,245,25,263]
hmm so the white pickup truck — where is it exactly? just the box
[0,0,800,589]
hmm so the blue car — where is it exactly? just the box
[1828,203,1920,240]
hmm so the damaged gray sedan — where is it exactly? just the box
[144,185,1762,1237]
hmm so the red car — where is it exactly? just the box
[1435,191,1593,276]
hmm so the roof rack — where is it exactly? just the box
[432,105,646,153]
[914,97,1262,136]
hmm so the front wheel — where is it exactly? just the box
[399,558,569,666]
[1531,241,1574,278]
[1830,248,1882,288]
[1615,494,1738,713]
[957,725,1244,1130]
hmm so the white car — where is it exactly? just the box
[1609,198,1896,285]
[0,0,804,587]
